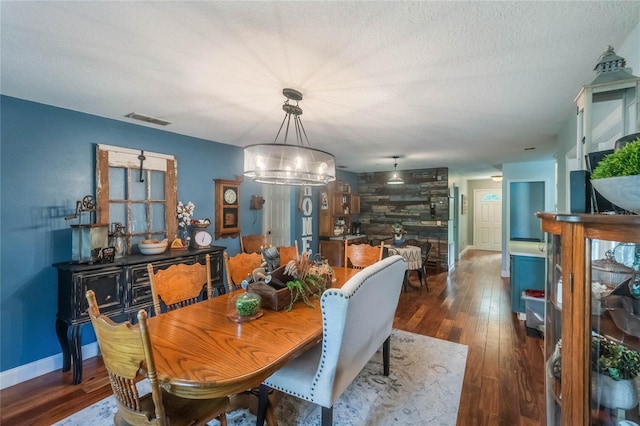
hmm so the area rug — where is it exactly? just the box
[55,329,468,426]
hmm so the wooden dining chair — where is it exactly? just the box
[418,242,432,291]
[147,255,212,314]
[223,251,264,291]
[240,234,270,254]
[86,290,229,426]
[345,241,384,269]
[278,241,299,265]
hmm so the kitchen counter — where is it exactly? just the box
[508,240,545,258]
[328,234,367,241]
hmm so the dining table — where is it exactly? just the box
[387,244,423,290]
[145,266,360,400]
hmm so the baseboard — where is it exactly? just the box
[460,246,471,258]
[0,342,99,390]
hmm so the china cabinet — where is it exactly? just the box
[319,180,360,237]
[538,213,640,425]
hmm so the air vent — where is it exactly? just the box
[125,112,171,126]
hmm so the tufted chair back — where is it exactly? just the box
[256,255,406,425]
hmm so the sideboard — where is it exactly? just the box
[52,246,226,384]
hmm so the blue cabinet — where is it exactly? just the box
[510,254,545,313]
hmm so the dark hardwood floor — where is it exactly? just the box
[0,250,545,425]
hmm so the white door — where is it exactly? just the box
[474,189,502,251]
[262,185,291,246]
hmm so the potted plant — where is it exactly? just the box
[591,335,640,410]
[590,137,640,214]
[283,252,329,311]
[392,222,406,246]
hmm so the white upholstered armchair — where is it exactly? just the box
[256,255,407,426]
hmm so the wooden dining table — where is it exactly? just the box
[146,266,360,399]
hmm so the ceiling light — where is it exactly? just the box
[491,175,503,182]
[387,156,404,185]
[243,88,336,186]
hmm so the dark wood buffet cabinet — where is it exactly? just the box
[53,246,226,384]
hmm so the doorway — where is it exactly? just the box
[262,185,291,246]
[473,188,502,251]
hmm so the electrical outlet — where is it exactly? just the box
[436,220,442,226]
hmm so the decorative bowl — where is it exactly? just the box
[591,175,640,214]
[138,239,168,255]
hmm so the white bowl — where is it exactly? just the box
[591,175,640,214]
[138,241,168,255]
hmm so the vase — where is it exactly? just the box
[178,226,190,245]
[591,373,638,410]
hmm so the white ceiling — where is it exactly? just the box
[2,2,639,177]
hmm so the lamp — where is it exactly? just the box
[243,88,336,186]
[387,156,404,185]
[491,175,503,182]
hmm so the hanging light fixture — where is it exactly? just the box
[491,175,503,182]
[243,88,336,186]
[387,156,404,185]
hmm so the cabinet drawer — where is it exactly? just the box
[76,269,123,319]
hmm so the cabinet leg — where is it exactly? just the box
[56,319,71,372]
[67,325,83,384]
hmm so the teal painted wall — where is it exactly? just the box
[0,96,269,372]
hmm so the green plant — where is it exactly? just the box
[235,293,261,316]
[283,252,328,311]
[591,335,640,380]
[591,138,640,179]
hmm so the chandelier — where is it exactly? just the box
[243,88,336,186]
[387,156,404,185]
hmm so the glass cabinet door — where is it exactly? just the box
[539,213,640,425]
[589,236,640,425]
[545,231,562,425]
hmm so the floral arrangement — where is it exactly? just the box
[283,252,328,311]
[177,201,195,228]
[591,335,640,380]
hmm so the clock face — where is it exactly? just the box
[194,230,212,247]
[224,188,237,204]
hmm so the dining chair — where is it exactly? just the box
[86,290,229,426]
[417,241,432,291]
[223,251,264,291]
[345,241,384,269]
[147,255,212,314]
[240,233,270,254]
[256,255,407,426]
[278,240,299,265]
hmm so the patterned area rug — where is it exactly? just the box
[56,329,468,426]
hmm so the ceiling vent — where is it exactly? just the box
[125,112,171,126]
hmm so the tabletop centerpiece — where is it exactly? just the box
[392,222,406,246]
[283,252,329,311]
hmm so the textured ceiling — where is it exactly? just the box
[2,1,639,177]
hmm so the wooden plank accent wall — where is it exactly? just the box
[357,167,449,269]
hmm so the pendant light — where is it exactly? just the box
[387,156,404,185]
[243,88,336,186]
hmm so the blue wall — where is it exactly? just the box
[0,96,271,372]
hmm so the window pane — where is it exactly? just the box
[131,203,148,234]
[150,171,165,200]
[109,167,126,200]
[131,177,147,200]
[109,203,127,225]
[151,203,166,235]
